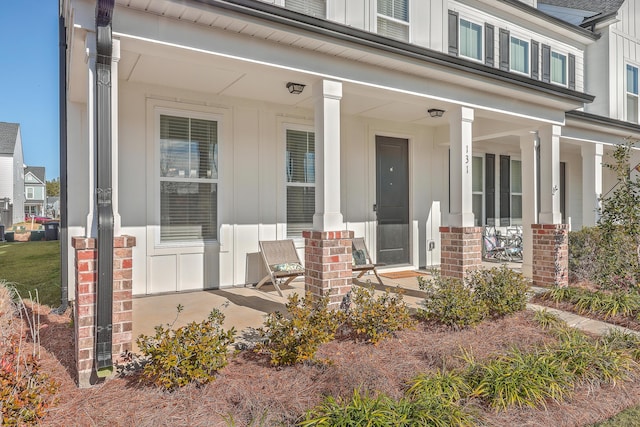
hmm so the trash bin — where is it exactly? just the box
[45,221,59,241]
[30,230,45,241]
[5,231,14,242]
[0,225,4,241]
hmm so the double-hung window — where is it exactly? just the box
[551,51,567,85]
[510,36,529,75]
[284,0,326,19]
[627,64,639,123]
[377,0,409,42]
[460,19,482,61]
[510,160,522,225]
[26,187,34,200]
[159,114,218,242]
[286,129,315,238]
[472,156,484,226]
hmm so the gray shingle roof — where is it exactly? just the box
[25,166,45,183]
[0,122,19,155]
[538,0,624,15]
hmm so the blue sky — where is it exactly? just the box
[0,2,60,180]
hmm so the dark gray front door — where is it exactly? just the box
[376,136,409,265]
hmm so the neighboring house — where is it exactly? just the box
[24,166,46,218]
[0,122,25,226]
[60,0,640,386]
[47,196,60,219]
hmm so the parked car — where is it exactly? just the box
[25,215,53,224]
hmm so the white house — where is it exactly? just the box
[0,122,25,226]
[60,0,640,384]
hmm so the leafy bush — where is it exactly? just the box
[347,285,416,345]
[418,273,488,329]
[468,266,528,317]
[136,306,235,391]
[256,294,344,367]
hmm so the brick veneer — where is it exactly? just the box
[531,224,568,288]
[303,230,354,309]
[72,235,136,387]
[439,226,482,280]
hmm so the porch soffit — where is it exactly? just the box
[112,0,592,115]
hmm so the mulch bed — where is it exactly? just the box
[19,304,640,426]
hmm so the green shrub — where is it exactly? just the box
[601,329,640,361]
[542,285,581,304]
[544,286,640,319]
[136,306,235,391]
[418,273,488,329]
[1,337,59,425]
[407,369,470,403]
[348,285,416,345]
[256,294,345,367]
[468,266,528,317]
[463,347,571,411]
[532,309,565,330]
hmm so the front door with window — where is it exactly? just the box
[376,136,409,265]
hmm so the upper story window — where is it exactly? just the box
[377,0,409,42]
[26,187,34,200]
[284,0,326,19]
[159,114,218,242]
[286,129,315,238]
[510,36,529,75]
[627,64,639,123]
[460,19,483,61]
[551,51,567,86]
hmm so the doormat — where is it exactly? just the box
[379,271,428,279]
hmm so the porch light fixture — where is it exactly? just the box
[286,82,306,94]
[428,108,445,118]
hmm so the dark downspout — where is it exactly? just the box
[54,7,69,315]
[95,0,115,375]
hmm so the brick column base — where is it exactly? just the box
[440,226,482,280]
[72,235,136,388]
[532,224,568,287]
[303,230,354,310]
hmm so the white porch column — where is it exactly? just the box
[538,124,563,224]
[85,34,97,237]
[520,132,538,278]
[112,38,121,235]
[581,143,603,227]
[312,79,344,231]
[448,106,475,227]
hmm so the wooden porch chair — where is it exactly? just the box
[256,239,305,297]
[351,237,383,285]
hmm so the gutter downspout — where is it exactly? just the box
[95,0,115,376]
[54,5,69,315]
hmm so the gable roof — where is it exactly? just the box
[0,122,20,155]
[538,0,625,25]
[25,166,45,183]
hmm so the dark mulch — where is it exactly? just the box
[22,306,640,427]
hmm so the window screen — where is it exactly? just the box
[286,129,315,237]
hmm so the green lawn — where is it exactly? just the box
[593,405,640,426]
[0,241,61,307]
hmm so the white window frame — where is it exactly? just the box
[154,107,221,247]
[510,159,522,226]
[551,51,567,86]
[459,18,483,62]
[26,187,34,200]
[376,0,410,42]
[626,63,639,124]
[509,36,529,76]
[283,0,326,19]
[285,125,316,239]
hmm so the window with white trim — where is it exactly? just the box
[286,129,315,238]
[460,18,483,61]
[26,187,34,200]
[627,64,639,123]
[284,0,326,19]
[159,114,218,242]
[510,160,522,225]
[551,51,567,85]
[377,0,409,42]
[510,36,529,75]
[472,156,484,226]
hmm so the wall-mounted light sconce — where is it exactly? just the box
[286,82,306,94]
[428,108,445,118]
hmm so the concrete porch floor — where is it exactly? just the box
[132,261,522,348]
